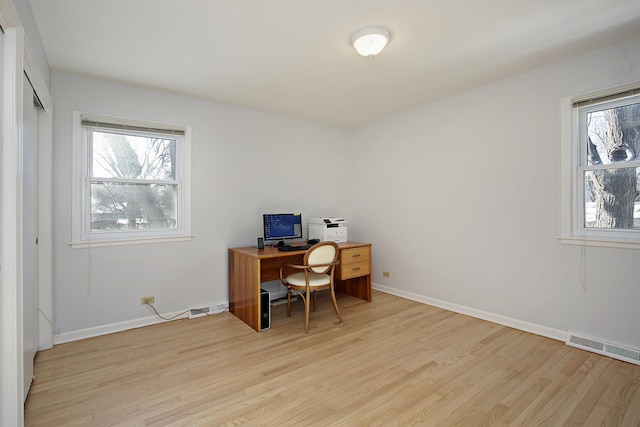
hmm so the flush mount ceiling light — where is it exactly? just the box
[351,27,391,58]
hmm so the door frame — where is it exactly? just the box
[1,26,26,427]
[1,0,53,424]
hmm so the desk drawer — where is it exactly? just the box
[339,246,371,280]
[341,247,369,263]
[340,260,370,280]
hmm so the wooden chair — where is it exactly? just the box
[279,241,343,333]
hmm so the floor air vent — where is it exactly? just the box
[567,333,640,365]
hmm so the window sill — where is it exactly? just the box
[558,236,640,250]
[69,234,194,249]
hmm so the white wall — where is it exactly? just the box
[351,36,640,350]
[51,36,640,349]
[51,71,351,339]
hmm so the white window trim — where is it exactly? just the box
[70,111,193,248]
[560,81,640,250]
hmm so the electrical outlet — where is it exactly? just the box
[141,296,155,305]
[383,271,390,278]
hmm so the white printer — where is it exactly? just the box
[308,217,348,243]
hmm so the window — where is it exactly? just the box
[561,84,640,249]
[71,112,192,247]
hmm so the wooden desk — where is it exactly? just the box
[228,241,372,332]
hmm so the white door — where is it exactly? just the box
[23,75,39,401]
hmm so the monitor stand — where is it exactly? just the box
[275,240,288,247]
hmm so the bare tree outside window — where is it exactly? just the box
[584,102,640,230]
[89,130,178,232]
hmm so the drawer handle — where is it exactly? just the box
[351,254,361,258]
[351,267,361,271]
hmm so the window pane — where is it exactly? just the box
[584,167,640,229]
[92,130,176,180]
[90,182,177,231]
[586,102,640,166]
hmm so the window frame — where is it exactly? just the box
[71,111,192,248]
[560,81,640,249]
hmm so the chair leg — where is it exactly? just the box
[329,285,343,323]
[304,289,311,334]
[287,289,291,318]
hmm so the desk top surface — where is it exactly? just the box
[229,241,371,258]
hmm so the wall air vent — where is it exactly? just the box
[567,333,640,366]
[188,303,228,319]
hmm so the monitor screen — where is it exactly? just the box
[263,213,303,243]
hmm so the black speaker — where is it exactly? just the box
[257,237,264,249]
[260,288,270,330]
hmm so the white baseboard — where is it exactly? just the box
[372,283,566,342]
[54,286,567,346]
[54,303,228,345]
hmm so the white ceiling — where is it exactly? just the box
[29,0,640,127]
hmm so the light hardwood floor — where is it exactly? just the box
[25,290,640,426]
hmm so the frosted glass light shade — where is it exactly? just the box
[351,28,391,57]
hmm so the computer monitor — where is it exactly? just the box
[263,213,303,246]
